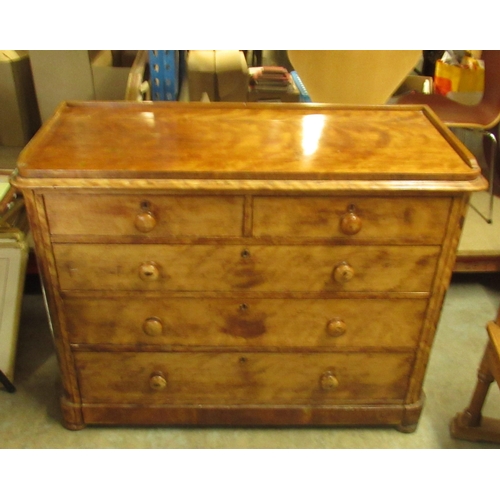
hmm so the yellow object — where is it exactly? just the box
[434,56,485,105]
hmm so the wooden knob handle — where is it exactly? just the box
[149,371,167,391]
[326,318,347,337]
[143,317,164,336]
[320,371,339,391]
[139,261,160,281]
[333,262,354,284]
[339,206,362,235]
[134,211,157,233]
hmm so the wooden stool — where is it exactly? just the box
[450,310,500,443]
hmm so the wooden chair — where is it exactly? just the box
[125,50,151,102]
[450,306,500,443]
[398,50,500,224]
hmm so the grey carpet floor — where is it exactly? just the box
[1,273,500,449]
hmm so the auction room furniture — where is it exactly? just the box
[0,180,28,390]
[398,50,500,226]
[450,304,500,444]
[13,101,485,430]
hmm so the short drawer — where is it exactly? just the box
[54,243,440,292]
[253,196,451,243]
[65,297,427,349]
[44,193,244,237]
[74,351,414,405]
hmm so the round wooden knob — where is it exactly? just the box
[139,261,160,281]
[320,371,339,391]
[149,371,167,391]
[326,318,347,337]
[333,262,354,284]
[143,317,164,336]
[340,208,362,235]
[135,211,157,233]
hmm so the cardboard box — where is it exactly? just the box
[90,50,133,101]
[0,51,41,146]
[29,51,135,122]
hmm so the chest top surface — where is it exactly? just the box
[15,101,482,185]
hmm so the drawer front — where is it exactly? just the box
[44,193,244,237]
[253,196,451,243]
[74,351,414,404]
[54,243,440,292]
[65,297,427,349]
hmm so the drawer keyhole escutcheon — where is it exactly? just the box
[143,317,164,336]
[339,204,362,235]
[326,318,347,337]
[149,371,167,391]
[320,371,339,391]
[134,200,157,233]
[332,262,354,284]
[139,261,160,281]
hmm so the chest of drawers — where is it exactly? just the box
[13,101,486,431]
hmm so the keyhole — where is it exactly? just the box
[241,249,251,259]
[139,262,160,281]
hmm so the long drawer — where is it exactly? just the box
[44,193,244,237]
[53,244,440,292]
[74,351,414,405]
[253,196,451,242]
[64,297,427,348]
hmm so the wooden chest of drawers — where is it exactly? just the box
[13,101,486,431]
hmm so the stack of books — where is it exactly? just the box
[248,66,299,102]
[249,66,293,91]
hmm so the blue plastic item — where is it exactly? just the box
[290,71,312,102]
[148,50,185,101]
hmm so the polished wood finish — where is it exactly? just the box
[450,318,500,444]
[13,101,486,431]
[17,102,480,181]
[44,193,244,237]
[252,196,451,242]
[74,351,412,404]
[53,243,440,292]
[454,254,500,273]
[64,297,427,348]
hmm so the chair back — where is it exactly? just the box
[480,51,500,121]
